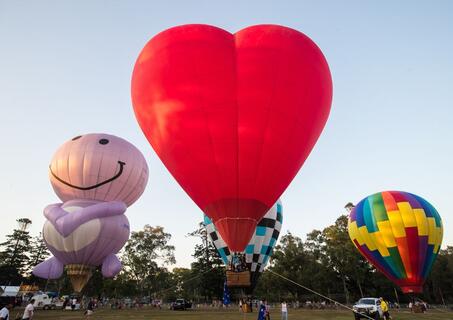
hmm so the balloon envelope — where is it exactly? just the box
[204,200,283,288]
[348,191,443,293]
[132,24,332,251]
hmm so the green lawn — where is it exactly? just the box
[28,307,453,320]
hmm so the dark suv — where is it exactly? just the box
[170,299,192,310]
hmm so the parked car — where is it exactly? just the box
[352,298,382,319]
[170,299,192,310]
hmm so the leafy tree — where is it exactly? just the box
[0,218,32,284]
[170,267,193,300]
[28,233,50,273]
[319,215,371,303]
[122,225,176,295]
[23,232,51,287]
[187,222,225,302]
[425,246,453,304]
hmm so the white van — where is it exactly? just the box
[31,294,60,310]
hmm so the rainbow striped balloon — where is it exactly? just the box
[348,191,443,293]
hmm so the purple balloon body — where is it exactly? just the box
[43,200,130,266]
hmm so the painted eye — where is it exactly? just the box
[72,135,82,141]
[99,139,109,145]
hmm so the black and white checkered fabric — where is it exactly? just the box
[204,200,283,276]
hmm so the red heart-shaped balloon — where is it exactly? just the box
[132,24,332,251]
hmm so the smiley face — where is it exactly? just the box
[49,133,148,206]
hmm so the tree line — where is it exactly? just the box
[0,216,452,305]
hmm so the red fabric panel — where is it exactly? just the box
[405,227,420,284]
[381,191,398,212]
[395,236,413,283]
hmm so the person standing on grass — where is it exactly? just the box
[265,301,271,320]
[380,298,390,320]
[257,300,266,320]
[22,299,35,320]
[0,304,12,320]
[84,299,94,319]
[281,301,288,320]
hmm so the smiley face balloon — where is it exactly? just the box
[49,133,148,206]
[33,133,148,292]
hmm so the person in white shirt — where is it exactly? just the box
[281,301,288,320]
[22,299,35,320]
[0,304,12,320]
[71,298,77,311]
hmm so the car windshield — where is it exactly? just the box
[176,299,184,303]
[358,299,376,305]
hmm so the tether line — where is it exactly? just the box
[151,267,216,297]
[267,269,375,320]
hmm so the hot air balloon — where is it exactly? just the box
[131,24,332,252]
[204,200,283,289]
[33,133,148,292]
[348,191,443,294]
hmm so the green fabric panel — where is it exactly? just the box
[388,246,407,279]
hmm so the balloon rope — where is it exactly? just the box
[150,267,216,297]
[267,270,375,320]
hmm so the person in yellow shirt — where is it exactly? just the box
[380,298,391,320]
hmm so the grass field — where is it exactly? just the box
[27,307,453,320]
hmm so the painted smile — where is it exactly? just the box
[49,161,126,190]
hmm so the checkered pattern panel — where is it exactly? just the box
[204,199,283,274]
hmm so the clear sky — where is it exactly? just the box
[0,1,452,268]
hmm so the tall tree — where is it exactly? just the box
[0,218,32,284]
[28,233,50,272]
[187,222,225,302]
[425,246,453,304]
[122,225,176,295]
[258,232,329,301]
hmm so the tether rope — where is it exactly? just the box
[267,269,375,320]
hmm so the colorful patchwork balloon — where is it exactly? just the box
[348,191,443,293]
[204,200,283,288]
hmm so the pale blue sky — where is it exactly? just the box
[0,1,452,268]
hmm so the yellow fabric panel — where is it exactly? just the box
[387,210,406,238]
[439,226,444,244]
[414,208,429,236]
[370,231,390,257]
[348,221,363,246]
[434,243,440,253]
[434,226,443,252]
[398,202,417,228]
[427,218,436,245]
[376,220,396,247]
[358,226,377,251]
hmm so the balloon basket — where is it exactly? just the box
[65,264,94,293]
[226,270,251,287]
